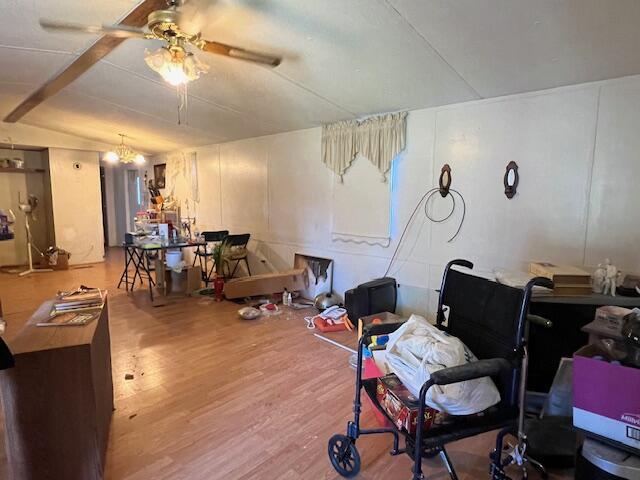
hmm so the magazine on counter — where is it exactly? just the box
[37,309,102,327]
[36,287,107,327]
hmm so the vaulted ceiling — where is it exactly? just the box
[2,0,640,154]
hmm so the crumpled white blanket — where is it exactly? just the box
[386,314,501,415]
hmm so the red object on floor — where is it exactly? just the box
[213,276,225,301]
[313,317,348,332]
[363,358,393,428]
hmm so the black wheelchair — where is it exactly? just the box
[328,259,553,479]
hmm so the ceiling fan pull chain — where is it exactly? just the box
[176,83,189,125]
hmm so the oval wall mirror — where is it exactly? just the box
[439,164,452,197]
[504,161,519,199]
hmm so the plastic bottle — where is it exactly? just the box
[282,288,290,306]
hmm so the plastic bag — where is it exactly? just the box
[386,314,501,415]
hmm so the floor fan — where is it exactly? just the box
[17,194,51,277]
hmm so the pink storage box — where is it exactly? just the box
[573,344,640,450]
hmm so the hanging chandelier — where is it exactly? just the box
[104,134,145,165]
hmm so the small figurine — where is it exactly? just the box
[592,264,606,294]
[598,259,622,297]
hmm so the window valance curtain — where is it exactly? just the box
[321,111,407,182]
[321,119,358,179]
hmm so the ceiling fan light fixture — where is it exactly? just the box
[144,45,208,87]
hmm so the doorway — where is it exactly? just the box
[125,169,143,232]
[99,166,109,248]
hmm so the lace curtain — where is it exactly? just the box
[165,151,199,213]
[321,111,407,182]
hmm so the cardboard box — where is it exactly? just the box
[223,269,308,299]
[376,374,437,435]
[357,311,402,339]
[168,266,202,294]
[582,306,632,345]
[41,252,70,270]
[573,344,640,450]
[595,306,633,330]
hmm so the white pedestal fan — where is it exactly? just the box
[17,194,52,277]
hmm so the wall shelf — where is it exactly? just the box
[0,167,45,174]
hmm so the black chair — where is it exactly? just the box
[192,230,228,284]
[328,259,553,480]
[223,233,251,278]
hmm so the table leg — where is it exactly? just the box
[145,252,154,302]
[204,252,208,287]
[131,250,145,288]
[118,246,135,291]
[124,247,129,291]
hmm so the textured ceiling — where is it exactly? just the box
[2,0,640,153]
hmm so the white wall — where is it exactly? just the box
[154,75,640,316]
[48,148,105,264]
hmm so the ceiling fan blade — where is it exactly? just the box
[200,39,281,67]
[3,0,166,123]
[39,20,147,39]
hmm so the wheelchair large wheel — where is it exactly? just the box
[328,434,361,478]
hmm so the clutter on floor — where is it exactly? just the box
[305,305,353,332]
[238,306,261,320]
[293,253,334,300]
[223,268,307,299]
[41,246,70,270]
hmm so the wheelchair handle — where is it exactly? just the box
[527,314,553,329]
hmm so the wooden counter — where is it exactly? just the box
[0,298,113,480]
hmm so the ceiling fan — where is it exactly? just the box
[4,0,281,123]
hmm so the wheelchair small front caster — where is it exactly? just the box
[328,434,361,478]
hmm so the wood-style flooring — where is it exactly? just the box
[0,249,572,479]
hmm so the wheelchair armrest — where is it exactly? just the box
[427,358,511,387]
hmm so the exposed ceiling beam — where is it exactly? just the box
[3,0,167,123]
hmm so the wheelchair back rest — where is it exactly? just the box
[439,268,525,407]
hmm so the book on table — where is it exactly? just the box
[36,288,106,327]
[37,309,102,327]
[528,262,591,285]
[53,288,105,311]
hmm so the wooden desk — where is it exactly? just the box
[0,298,113,480]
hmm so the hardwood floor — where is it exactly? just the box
[0,249,572,479]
